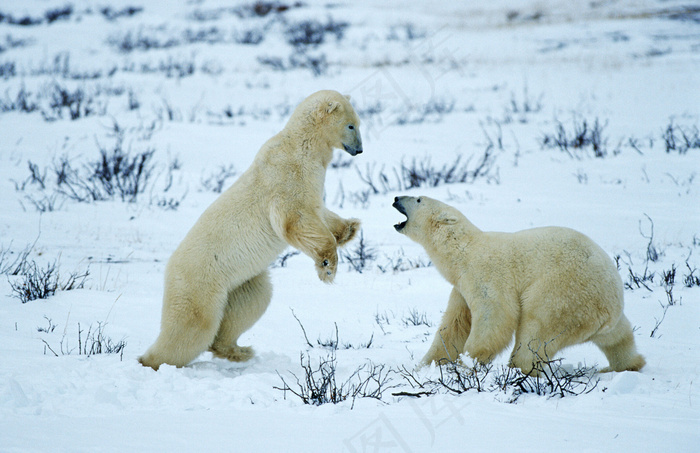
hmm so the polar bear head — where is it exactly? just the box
[288,90,363,156]
[392,195,466,243]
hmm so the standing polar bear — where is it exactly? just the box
[139,90,363,370]
[392,196,645,375]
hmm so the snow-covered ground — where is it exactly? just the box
[1,1,699,451]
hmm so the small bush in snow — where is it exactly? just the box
[275,350,395,407]
[37,316,57,333]
[356,149,496,196]
[624,265,655,291]
[503,85,543,124]
[401,308,432,327]
[82,137,155,202]
[0,35,32,54]
[42,322,126,360]
[0,242,34,276]
[650,283,681,338]
[100,6,143,21]
[284,17,348,47]
[396,354,599,402]
[340,230,376,273]
[108,25,232,53]
[258,51,329,76]
[661,264,676,288]
[377,249,431,274]
[540,117,609,158]
[9,260,89,304]
[235,1,304,18]
[0,85,39,114]
[200,164,237,193]
[42,82,107,121]
[234,28,265,45]
[14,131,182,209]
[291,311,375,351]
[121,55,197,79]
[0,61,16,79]
[684,262,700,288]
[394,98,455,125]
[662,121,700,154]
[0,5,73,26]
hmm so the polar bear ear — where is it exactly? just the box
[326,101,342,114]
[344,94,351,101]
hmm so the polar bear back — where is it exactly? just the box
[469,227,625,330]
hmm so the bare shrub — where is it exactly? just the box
[541,117,609,158]
[291,310,374,350]
[355,149,496,198]
[42,83,107,121]
[200,164,237,193]
[258,51,329,76]
[662,121,700,154]
[0,242,34,276]
[15,130,180,209]
[0,85,39,113]
[100,6,143,21]
[9,260,89,304]
[284,17,348,47]
[684,262,700,287]
[401,308,432,327]
[42,322,126,360]
[340,230,376,273]
[395,98,455,125]
[377,249,431,274]
[396,354,599,402]
[275,350,395,408]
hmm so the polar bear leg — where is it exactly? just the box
[322,208,360,247]
[139,286,228,370]
[592,314,646,372]
[420,287,472,366]
[463,295,518,365]
[509,323,565,376]
[509,319,595,376]
[273,206,339,283]
[209,271,272,362]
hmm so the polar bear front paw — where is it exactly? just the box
[316,254,337,283]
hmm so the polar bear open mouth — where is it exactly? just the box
[392,200,408,232]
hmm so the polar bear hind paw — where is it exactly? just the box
[210,345,255,362]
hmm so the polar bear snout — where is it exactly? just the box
[392,196,410,232]
[342,142,363,156]
[342,127,363,156]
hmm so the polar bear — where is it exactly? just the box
[392,195,645,375]
[139,90,363,370]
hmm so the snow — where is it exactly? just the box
[1,0,699,451]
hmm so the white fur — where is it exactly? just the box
[139,90,362,370]
[393,196,645,375]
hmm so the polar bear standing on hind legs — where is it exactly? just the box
[139,90,363,370]
[392,195,645,375]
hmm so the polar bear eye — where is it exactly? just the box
[348,124,354,130]
[417,198,421,203]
